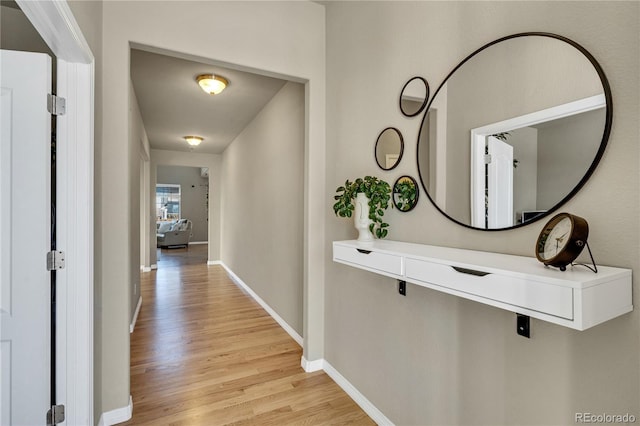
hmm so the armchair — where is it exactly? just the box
[157,219,192,248]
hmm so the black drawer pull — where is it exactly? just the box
[452,266,490,277]
[356,249,372,254]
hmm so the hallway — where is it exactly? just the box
[125,245,374,425]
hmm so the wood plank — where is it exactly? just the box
[123,245,374,425]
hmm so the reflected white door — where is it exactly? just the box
[0,49,51,425]
[487,136,514,228]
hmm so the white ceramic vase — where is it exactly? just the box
[354,193,374,242]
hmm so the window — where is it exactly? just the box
[156,184,180,221]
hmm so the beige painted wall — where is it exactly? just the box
[129,80,150,322]
[325,1,639,424]
[537,109,606,209]
[0,5,54,56]
[221,81,305,334]
[97,0,325,417]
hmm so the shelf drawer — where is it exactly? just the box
[334,245,403,276]
[405,258,573,319]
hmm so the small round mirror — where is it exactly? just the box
[400,76,429,117]
[375,127,404,170]
[393,175,419,212]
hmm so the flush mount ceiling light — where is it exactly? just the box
[184,136,203,146]
[196,74,228,95]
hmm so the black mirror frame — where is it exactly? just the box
[375,127,404,171]
[399,76,430,117]
[416,32,613,232]
[393,175,420,212]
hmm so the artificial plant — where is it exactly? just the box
[333,176,392,238]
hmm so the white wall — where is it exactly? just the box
[325,1,639,424]
[221,81,305,335]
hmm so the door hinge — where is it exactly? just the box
[47,94,66,116]
[484,154,492,164]
[46,250,65,271]
[47,404,65,425]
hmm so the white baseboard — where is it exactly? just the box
[301,356,324,372]
[207,260,222,266]
[189,241,208,245]
[322,361,394,426]
[140,265,151,272]
[129,296,142,333]
[97,395,133,426]
[150,264,157,270]
[219,262,303,347]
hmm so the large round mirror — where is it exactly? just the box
[417,33,611,230]
[400,76,429,117]
[375,127,404,170]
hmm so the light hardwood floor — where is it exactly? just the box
[125,245,375,425]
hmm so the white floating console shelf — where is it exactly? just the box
[333,240,632,331]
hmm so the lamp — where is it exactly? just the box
[184,136,203,146]
[196,74,228,95]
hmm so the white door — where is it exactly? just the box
[487,135,514,228]
[0,49,52,425]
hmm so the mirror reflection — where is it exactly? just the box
[400,76,429,117]
[375,127,404,170]
[393,175,419,212]
[417,33,611,230]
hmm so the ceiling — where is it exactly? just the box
[130,48,287,154]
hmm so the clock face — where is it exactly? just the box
[535,212,589,269]
[542,216,572,260]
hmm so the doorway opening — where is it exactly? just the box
[129,45,307,403]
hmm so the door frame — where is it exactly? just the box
[470,94,606,228]
[16,1,94,424]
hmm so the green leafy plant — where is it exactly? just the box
[393,178,417,211]
[333,176,392,238]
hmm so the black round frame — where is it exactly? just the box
[415,32,613,232]
[375,127,404,171]
[399,76,430,117]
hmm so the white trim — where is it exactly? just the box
[300,356,324,372]
[322,361,394,426]
[470,94,606,228]
[189,241,208,245]
[16,0,92,64]
[472,94,605,136]
[470,136,486,228]
[207,260,222,266]
[218,262,303,346]
[97,396,133,426]
[151,263,158,270]
[140,265,151,272]
[17,1,95,425]
[130,296,142,333]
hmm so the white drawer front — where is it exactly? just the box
[334,245,403,276]
[405,258,573,319]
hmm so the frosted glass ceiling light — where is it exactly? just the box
[184,136,203,146]
[196,74,228,95]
